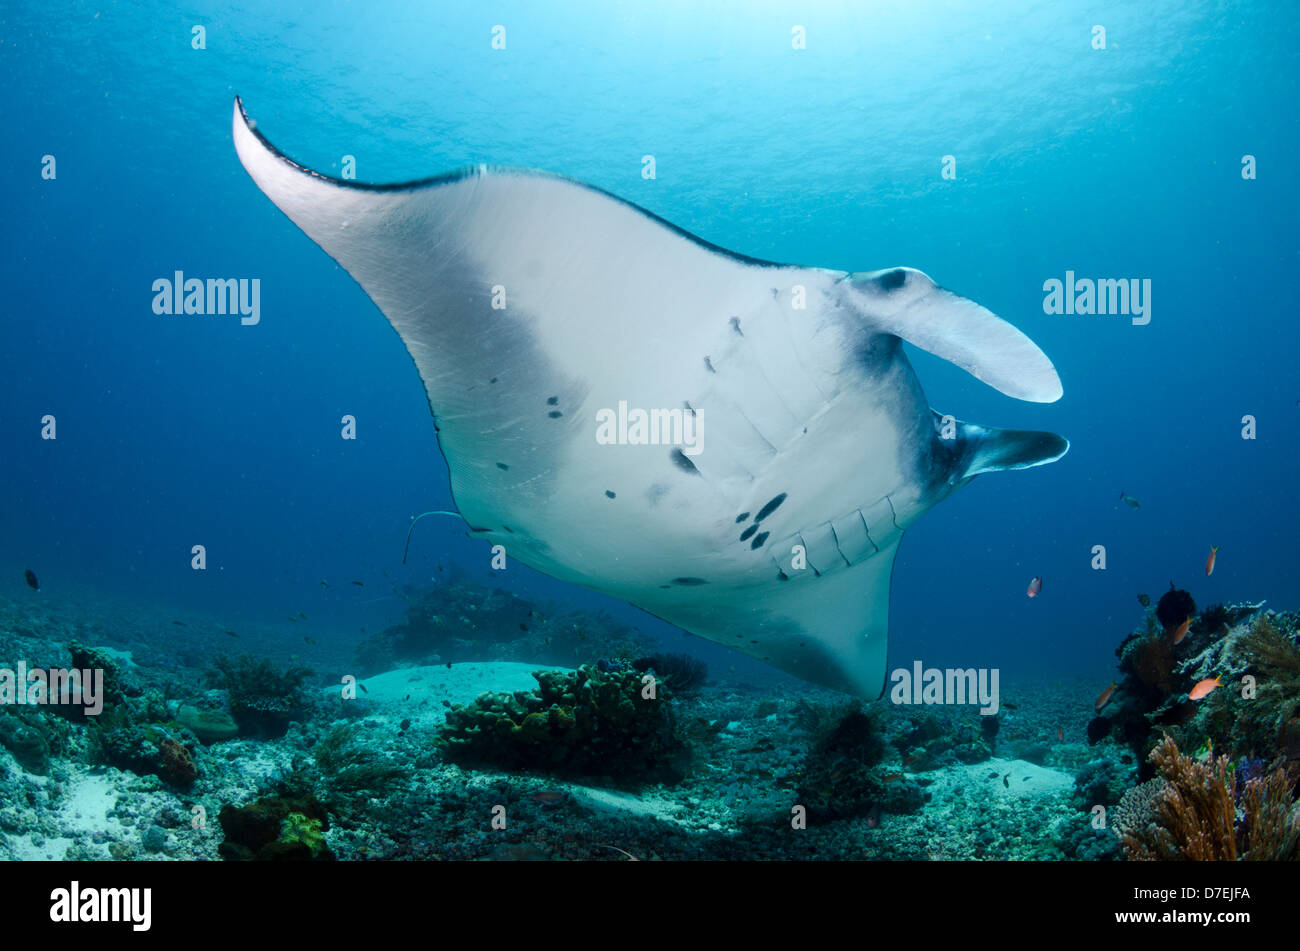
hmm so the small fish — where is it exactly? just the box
[304,636,317,645]
[446,662,452,669]
[1026,576,1042,598]
[172,620,186,627]
[1137,593,1151,607]
[403,694,410,701]
[1056,726,1063,742]
[1169,615,1192,645]
[290,653,300,660]
[1095,681,1118,712]
[519,623,528,631]
[24,569,39,591]
[903,753,922,766]
[986,771,999,779]
[1002,773,1010,788]
[1003,701,1018,710]
[1022,776,1031,783]
[1205,545,1218,577]
[360,627,366,633]
[1189,676,1221,701]
[351,580,365,587]
[865,803,883,829]
[1120,492,1140,509]
[532,790,568,806]
[320,580,330,587]
[358,682,369,694]
[225,630,240,638]
[298,611,308,620]
[882,773,903,783]
[400,718,411,731]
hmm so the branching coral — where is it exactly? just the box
[1115,735,1300,860]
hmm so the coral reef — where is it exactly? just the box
[795,706,926,821]
[436,665,689,786]
[1090,602,1299,780]
[1113,735,1300,860]
[631,652,708,695]
[176,703,238,744]
[218,794,334,861]
[205,654,314,738]
[97,725,199,789]
[0,712,51,774]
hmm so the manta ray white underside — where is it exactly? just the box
[232,98,1067,698]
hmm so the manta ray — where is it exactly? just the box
[232,98,1067,699]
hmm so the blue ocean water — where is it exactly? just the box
[2,0,1297,688]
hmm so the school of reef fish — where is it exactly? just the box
[0,564,1296,861]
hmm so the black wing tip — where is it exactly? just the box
[235,95,480,193]
[232,96,791,268]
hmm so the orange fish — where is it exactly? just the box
[882,773,904,783]
[1056,726,1064,742]
[1095,681,1117,712]
[532,790,568,806]
[1205,546,1218,576]
[1189,676,1221,701]
[1027,576,1042,598]
[1170,615,1193,645]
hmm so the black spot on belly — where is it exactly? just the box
[671,577,708,586]
[496,462,510,471]
[604,490,616,499]
[879,268,907,291]
[755,492,787,522]
[548,410,563,419]
[777,570,789,581]
[670,448,700,475]
[547,396,559,405]
[749,531,769,550]
[739,525,758,542]
[704,356,716,373]
[729,317,743,336]
[735,512,749,523]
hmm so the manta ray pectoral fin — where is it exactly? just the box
[951,417,1070,478]
[844,268,1063,404]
